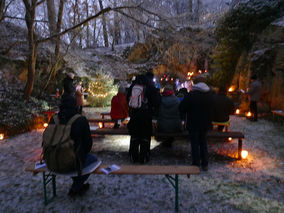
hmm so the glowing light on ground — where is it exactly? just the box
[43,123,48,128]
[228,137,232,142]
[98,122,103,129]
[0,133,4,140]
[246,112,252,117]
[228,86,234,92]
[235,109,240,114]
[241,150,248,159]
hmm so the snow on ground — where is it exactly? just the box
[0,108,283,213]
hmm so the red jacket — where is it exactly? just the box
[110,93,129,119]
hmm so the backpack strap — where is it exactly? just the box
[53,115,60,125]
[67,114,82,126]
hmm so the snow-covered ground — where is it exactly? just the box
[0,108,283,213]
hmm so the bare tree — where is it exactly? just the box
[22,0,38,100]
[46,0,56,36]
[113,0,120,45]
[98,0,109,47]
[0,0,5,22]
[195,0,201,23]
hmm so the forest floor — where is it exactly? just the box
[0,107,283,213]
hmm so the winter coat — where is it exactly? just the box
[63,76,75,96]
[157,92,182,133]
[49,94,92,166]
[212,93,234,122]
[247,80,262,102]
[179,82,213,131]
[110,93,129,119]
[75,85,84,107]
[127,75,160,137]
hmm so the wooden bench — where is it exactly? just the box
[100,112,110,119]
[88,118,129,128]
[25,164,200,212]
[212,121,230,132]
[271,110,284,125]
[90,128,245,159]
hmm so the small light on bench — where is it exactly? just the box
[43,123,48,128]
[228,86,234,92]
[235,109,240,115]
[241,150,248,159]
[0,133,4,141]
[228,137,232,142]
[246,111,252,117]
[98,122,103,129]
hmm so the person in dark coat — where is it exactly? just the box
[179,77,213,171]
[63,73,75,96]
[127,73,160,163]
[157,84,181,147]
[212,86,235,131]
[48,93,96,196]
[246,75,262,121]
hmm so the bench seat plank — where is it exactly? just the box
[25,164,200,175]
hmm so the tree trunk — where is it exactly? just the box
[0,0,5,22]
[46,0,56,37]
[41,0,65,95]
[113,0,120,45]
[85,0,90,47]
[98,0,109,47]
[195,0,200,23]
[188,0,192,21]
[23,0,37,101]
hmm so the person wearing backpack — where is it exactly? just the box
[42,93,96,197]
[127,73,160,163]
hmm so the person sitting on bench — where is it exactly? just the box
[212,86,234,131]
[110,86,129,128]
[48,94,97,197]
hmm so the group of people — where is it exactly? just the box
[44,71,261,197]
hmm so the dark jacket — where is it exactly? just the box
[212,93,234,122]
[179,82,213,131]
[63,76,75,96]
[247,80,262,102]
[49,94,92,165]
[157,91,182,133]
[127,75,160,136]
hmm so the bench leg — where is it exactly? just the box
[43,172,57,205]
[165,174,179,212]
[238,139,242,159]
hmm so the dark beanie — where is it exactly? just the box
[59,93,77,110]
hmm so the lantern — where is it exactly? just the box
[246,112,252,117]
[98,122,103,129]
[43,123,48,128]
[0,133,4,141]
[235,109,240,115]
[241,150,248,159]
[228,137,232,142]
[228,87,234,92]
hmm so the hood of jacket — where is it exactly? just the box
[161,95,179,108]
[58,93,78,123]
[192,82,210,92]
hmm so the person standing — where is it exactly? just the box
[179,77,213,171]
[63,73,75,96]
[212,86,234,131]
[127,73,160,163]
[246,75,262,121]
[75,81,84,114]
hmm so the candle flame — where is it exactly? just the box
[228,86,234,92]
[246,112,252,117]
[241,150,248,159]
[43,123,48,128]
[98,122,103,129]
[235,109,240,114]
[228,137,232,142]
[0,134,4,140]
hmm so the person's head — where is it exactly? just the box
[218,86,227,95]
[145,71,154,80]
[67,73,75,80]
[118,86,125,94]
[179,87,188,94]
[250,74,257,82]
[163,84,173,92]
